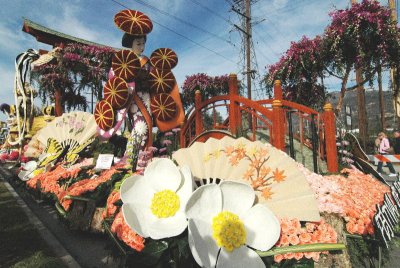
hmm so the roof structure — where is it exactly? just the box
[22,18,114,49]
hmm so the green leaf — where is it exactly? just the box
[257,243,346,257]
[133,240,169,266]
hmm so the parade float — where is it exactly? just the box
[1,3,400,268]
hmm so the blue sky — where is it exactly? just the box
[0,0,395,122]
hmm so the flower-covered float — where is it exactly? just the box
[2,4,400,268]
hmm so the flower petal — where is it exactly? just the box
[185,183,222,222]
[122,203,152,238]
[242,204,280,251]
[147,211,188,239]
[145,158,181,191]
[176,166,194,211]
[188,218,219,268]
[120,175,152,206]
[217,246,265,268]
[220,181,255,217]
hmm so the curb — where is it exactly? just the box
[1,177,81,268]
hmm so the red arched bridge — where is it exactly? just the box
[179,74,338,173]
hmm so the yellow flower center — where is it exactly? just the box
[150,190,180,218]
[212,211,246,252]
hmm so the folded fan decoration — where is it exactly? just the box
[173,136,321,221]
[27,111,97,167]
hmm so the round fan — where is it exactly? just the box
[94,100,115,131]
[114,9,153,35]
[150,48,178,70]
[172,136,321,222]
[29,111,97,167]
[150,93,177,122]
[104,76,129,109]
[149,68,175,94]
[112,50,141,81]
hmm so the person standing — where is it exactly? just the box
[393,130,400,154]
[377,132,397,176]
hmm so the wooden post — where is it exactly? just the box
[54,88,63,116]
[271,80,285,150]
[179,122,186,148]
[274,80,283,101]
[195,90,203,136]
[323,103,339,173]
[272,99,285,151]
[229,74,239,135]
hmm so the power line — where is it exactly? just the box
[111,0,237,64]
[130,0,236,47]
[188,0,233,25]
[255,0,321,17]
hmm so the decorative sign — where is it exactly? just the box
[374,183,400,248]
[94,154,114,170]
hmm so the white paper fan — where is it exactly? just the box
[35,111,96,146]
[28,111,97,166]
[173,136,320,221]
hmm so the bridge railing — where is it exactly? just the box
[180,74,338,173]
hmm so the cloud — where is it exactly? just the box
[272,0,289,9]
[0,23,32,55]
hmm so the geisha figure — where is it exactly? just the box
[94,9,184,167]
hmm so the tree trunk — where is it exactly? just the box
[335,67,351,113]
[356,69,368,150]
[377,64,385,130]
[54,88,64,116]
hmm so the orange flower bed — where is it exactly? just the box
[58,167,120,211]
[324,168,390,235]
[274,218,338,263]
[111,211,145,252]
[26,165,81,196]
[102,190,121,219]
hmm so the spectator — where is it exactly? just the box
[393,130,400,154]
[377,132,397,176]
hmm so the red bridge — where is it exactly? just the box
[180,74,338,173]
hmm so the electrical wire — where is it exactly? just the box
[188,0,233,25]
[130,0,236,47]
[111,0,238,64]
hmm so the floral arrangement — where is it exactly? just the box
[101,158,347,267]
[153,128,180,158]
[301,165,390,235]
[33,43,114,112]
[181,73,229,110]
[274,218,338,263]
[265,36,326,109]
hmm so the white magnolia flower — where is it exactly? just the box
[120,158,193,239]
[185,181,280,268]
[134,120,148,136]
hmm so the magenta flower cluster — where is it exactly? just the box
[33,43,115,111]
[181,73,230,109]
[265,0,400,109]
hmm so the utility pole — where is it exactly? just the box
[245,0,252,101]
[351,0,368,149]
[232,0,254,100]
